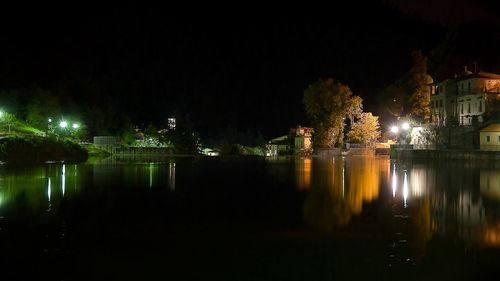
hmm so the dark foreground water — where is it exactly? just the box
[0,155,499,280]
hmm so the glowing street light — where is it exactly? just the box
[72,123,79,129]
[390,126,399,134]
[401,122,410,130]
[59,121,68,128]
[48,118,52,123]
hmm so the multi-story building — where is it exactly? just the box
[430,68,500,126]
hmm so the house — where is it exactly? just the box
[292,126,313,155]
[266,125,314,156]
[430,68,500,126]
[479,123,500,151]
[266,135,291,157]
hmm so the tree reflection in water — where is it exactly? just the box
[303,156,386,231]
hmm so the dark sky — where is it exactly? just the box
[0,1,496,138]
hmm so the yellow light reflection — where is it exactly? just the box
[304,157,386,231]
[392,163,397,198]
[296,157,312,191]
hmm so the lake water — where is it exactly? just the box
[0,156,499,280]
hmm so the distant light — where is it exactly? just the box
[48,118,52,123]
[60,121,68,128]
[0,111,3,118]
[72,123,79,129]
[401,122,410,130]
[390,126,399,133]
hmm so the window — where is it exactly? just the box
[461,104,464,114]
[498,135,500,142]
[479,101,482,112]
[486,136,490,142]
[468,103,471,113]
[468,82,471,92]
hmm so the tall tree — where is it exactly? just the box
[347,112,381,145]
[303,78,362,148]
[408,50,433,122]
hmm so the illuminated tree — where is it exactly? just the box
[408,50,433,122]
[347,112,381,145]
[378,51,433,122]
[303,78,362,148]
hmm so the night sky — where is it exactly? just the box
[0,1,498,138]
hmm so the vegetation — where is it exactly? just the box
[303,78,363,148]
[379,50,433,123]
[0,136,88,164]
[347,112,381,146]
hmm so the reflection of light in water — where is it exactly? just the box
[403,171,408,208]
[149,163,153,188]
[47,177,51,202]
[169,162,176,190]
[342,160,345,197]
[62,164,66,197]
[392,163,397,198]
[296,158,312,190]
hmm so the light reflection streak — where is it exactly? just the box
[169,162,176,190]
[47,177,51,203]
[62,164,66,197]
[392,163,397,198]
[403,171,408,208]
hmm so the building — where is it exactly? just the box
[266,135,291,157]
[479,123,500,151]
[430,68,500,126]
[266,125,314,156]
[292,126,313,155]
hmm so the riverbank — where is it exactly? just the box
[0,135,88,164]
[390,147,500,161]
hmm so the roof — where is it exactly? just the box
[455,71,500,81]
[269,135,289,144]
[480,124,500,132]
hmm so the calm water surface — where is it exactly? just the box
[0,156,499,280]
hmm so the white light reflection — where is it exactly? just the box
[47,177,51,202]
[403,171,409,208]
[62,164,66,197]
[392,163,397,198]
[169,162,176,190]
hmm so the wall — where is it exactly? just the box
[480,131,500,151]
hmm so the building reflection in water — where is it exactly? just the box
[303,156,387,231]
[389,162,500,251]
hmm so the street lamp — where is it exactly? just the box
[390,126,399,134]
[60,121,68,128]
[72,123,79,129]
[401,122,410,130]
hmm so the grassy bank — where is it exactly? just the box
[0,135,88,164]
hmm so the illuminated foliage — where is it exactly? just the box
[408,50,433,122]
[347,112,381,145]
[303,78,363,148]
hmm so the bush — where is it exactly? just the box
[0,136,88,164]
